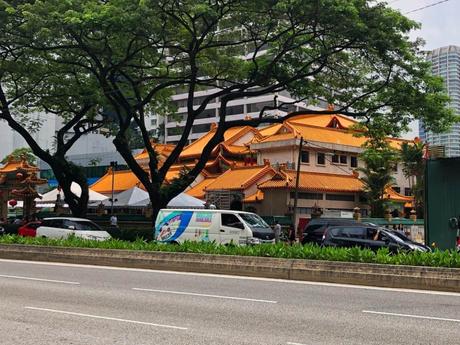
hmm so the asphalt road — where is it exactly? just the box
[0,259,459,345]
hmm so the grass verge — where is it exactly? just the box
[0,235,459,268]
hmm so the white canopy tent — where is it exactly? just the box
[91,186,149,208]
[36,182,108,205]
[167,193,205,208]
[130,192,205,209]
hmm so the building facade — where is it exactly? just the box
[420,45,460,157]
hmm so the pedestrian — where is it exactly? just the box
[274,221,281,244]
[110,214,118,227]
[288,224,296,245]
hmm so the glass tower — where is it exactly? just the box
[419,45,460,157]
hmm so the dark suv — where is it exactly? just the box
[301,218,361,245]
[322,225,430,253]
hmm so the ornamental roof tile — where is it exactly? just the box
[205,165,275,191]
[244,190,264,203]
[185,177,218,199]
[90,170,143,194]
[258,170,363,193]
[384,187,414,203]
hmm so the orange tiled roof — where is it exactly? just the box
[255,122,408,149]
[258,170,363,193]
[205,165,275,191]
[221,144,251,155]
[90,169,143,194]
[135,143,176,161]
[180,126,257,159]
[185,177,218,199]
[0,158,39,173]
[257,123,283,137]
[384,187,414,203]
[244,190,264,203]
[286,114,357,129]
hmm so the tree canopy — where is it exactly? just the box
[0,0,455,217]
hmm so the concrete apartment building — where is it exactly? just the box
[420,45,460,157]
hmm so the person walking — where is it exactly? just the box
[274,221,281,244]
[288,224,296,245]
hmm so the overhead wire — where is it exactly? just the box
[404,0,452,14]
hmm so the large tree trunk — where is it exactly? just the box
[50,159,89,217]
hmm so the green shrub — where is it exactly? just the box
[0,235,459,268]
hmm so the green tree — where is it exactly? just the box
[358,135,398,217]
[1,147,36,165]
[2,0,455,219]
[0,0,107,216]
[400,141,425,218]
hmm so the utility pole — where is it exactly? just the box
[110,161,118,215]
[293,136,303,241]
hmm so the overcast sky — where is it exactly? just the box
[389,0,460,50]
[387,0,460,139]
[387,0,460,138]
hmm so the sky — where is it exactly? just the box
[387,0,460,138]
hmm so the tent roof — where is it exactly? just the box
[96,186,149,207]
[36,182,107,204]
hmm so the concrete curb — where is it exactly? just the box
[0,244,459,292]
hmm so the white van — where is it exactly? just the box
[154,209,275,245]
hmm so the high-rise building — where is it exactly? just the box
[420,45,460,157]
[162,89,314,144]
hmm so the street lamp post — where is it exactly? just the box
[293,137,303,241]
[110,161,118,215]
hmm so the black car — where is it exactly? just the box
[301,218,361,245]
[321,225,431,253]
[0,225,5,236]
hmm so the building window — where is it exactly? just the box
[393,187,401,194]
[301,151,309,163]
[192,123,211,134]
[350,156,358,168]
[317,152,325,165]
[290,192,322,200]
[168,127,183,136]
[332,154,347,165]
[404,188,412,196]
[392,163,398,172]
[325,194,355,202]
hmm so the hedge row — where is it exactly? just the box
[1,235,459,268]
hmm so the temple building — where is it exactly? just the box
[0,156,47,219]
[89,112,414,222]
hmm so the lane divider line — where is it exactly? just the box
[133,288,278,304]
[362,310,460,323]
[287,342,309,345]
[25,307,188,330]
[0,274,80,285]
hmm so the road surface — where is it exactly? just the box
[0,258,459,345]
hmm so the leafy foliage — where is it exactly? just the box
[400,141,425,217]
[1,235,459,268]
[1,0,456,219]
[1,147,36,165]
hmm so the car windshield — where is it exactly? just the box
[380,229,405,243]
[239,213,270,229]
[70,221,103,231]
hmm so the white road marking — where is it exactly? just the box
[2,258,460,297]
[0,274,80,285]
[25,307,188,330]
[133,288,277,304]
[363,310,460,323]
[287,342,309,345]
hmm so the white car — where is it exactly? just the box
[36,217,111,241]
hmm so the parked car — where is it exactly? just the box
[386,230,431,252]
[321,225,430,253]
[18,221,42,237]
[301,218,361,245]
[36,217,111,241]
[0,225,5,236]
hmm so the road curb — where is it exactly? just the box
[0,244,459,292]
